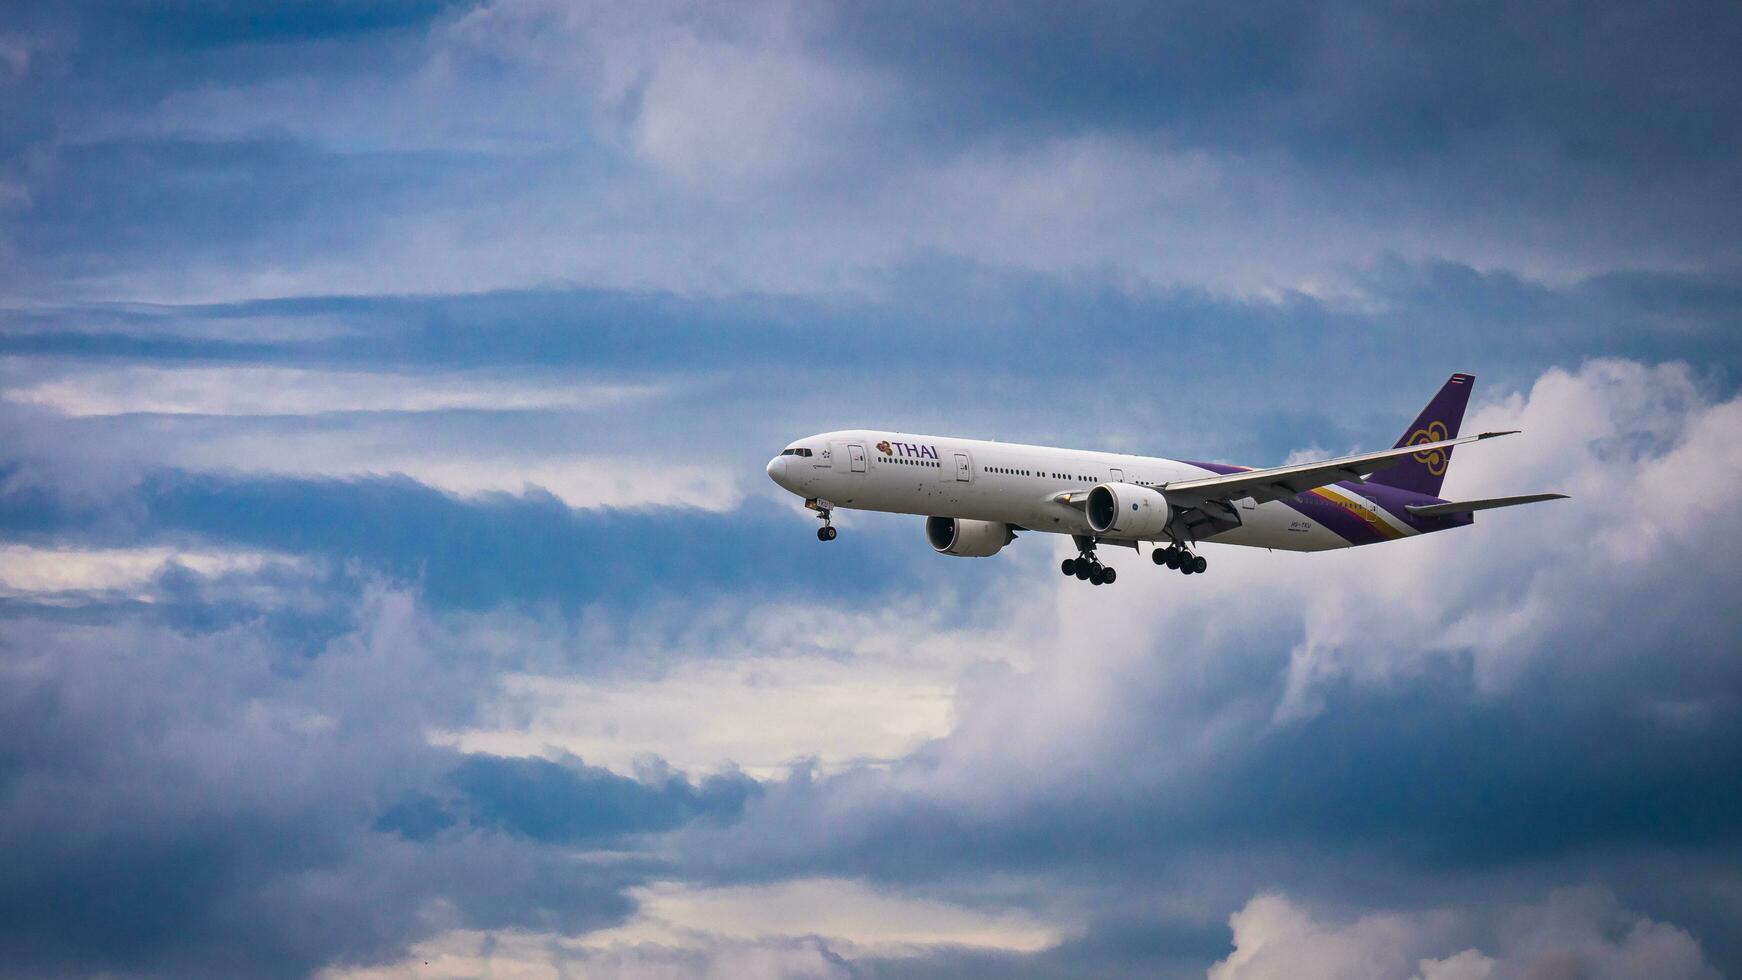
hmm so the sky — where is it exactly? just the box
[2,2,1741,977]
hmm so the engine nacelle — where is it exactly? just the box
[926,516,1013,557]
[1086,482,1174,538]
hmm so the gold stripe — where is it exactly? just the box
[1308,486,1409,540]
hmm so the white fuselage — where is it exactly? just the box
[766,429,1407,552]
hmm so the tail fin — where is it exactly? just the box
[1366,373,1474,497]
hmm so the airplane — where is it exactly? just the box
[765,373,1566,585]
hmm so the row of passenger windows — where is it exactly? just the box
[870,455,1157,485]
[981,466,1150,484]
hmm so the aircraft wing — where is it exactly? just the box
[1163,431,1521,506]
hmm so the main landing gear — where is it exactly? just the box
[1153,544,1208,575]
[1060,554,1116,585]
[1061,536,1115,585]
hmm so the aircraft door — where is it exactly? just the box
[955,452,971,482]
[848,444,867,473]
[1109,467,1124,482]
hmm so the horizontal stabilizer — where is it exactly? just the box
[1405,493,1568,518]
[1165,430,1519,507]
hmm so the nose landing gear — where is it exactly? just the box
[1153,544,1207,575]
[807,499,838,541]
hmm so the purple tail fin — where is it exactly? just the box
[1366,373,1474,497]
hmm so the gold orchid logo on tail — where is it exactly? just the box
[1409,421,1451,475]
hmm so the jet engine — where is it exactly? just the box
[1086,482,1174,538]
[925,516,1014,557]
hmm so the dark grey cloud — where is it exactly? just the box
[0,582,755,978]
[831,1,1742,173]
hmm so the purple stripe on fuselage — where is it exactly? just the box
[1178,461,1470,546]
[1361,480,1475,535]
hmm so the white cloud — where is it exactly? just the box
[587,877,1068,955]
[5,409,746,511]
[172,429,744,511]
[628,34,887,195]
[0,544,296,598]
[0,359,750,511]
[1414,949,1495,980]
[430,656,953,779]
[1208,890,1718,980]
[327,877,1068,979]
[362,453,742,512]
[325,929,853,980]
[1209,893,1452,980]
[3,362,657,417]
[432,598,1040,777]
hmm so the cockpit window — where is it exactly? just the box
[780,448,813,457]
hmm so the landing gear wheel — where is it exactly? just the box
[1165,549,1182,569]
[1101,566,1117,584]
[1180,559,1194,575]
[816,527,830,541]
[1152,548,1167,566]
[1076,563,1092,580]
[1192,555,1207,574]
[1089,567,1106,585]
[1061,558,1078,576]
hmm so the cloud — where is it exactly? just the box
[6,2,1738,302]
[0,587,655,977]
[336,876,1070,978]
[5,411,747,512]
[0,543,291,597]
[429,596,1045,777]
[587,877,1069,955]
[1209,890,1718,980]
[627,31,890,195]
[3,361,658,417]
[325,928,856,980]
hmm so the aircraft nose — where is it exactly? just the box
[766,455,787,485]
